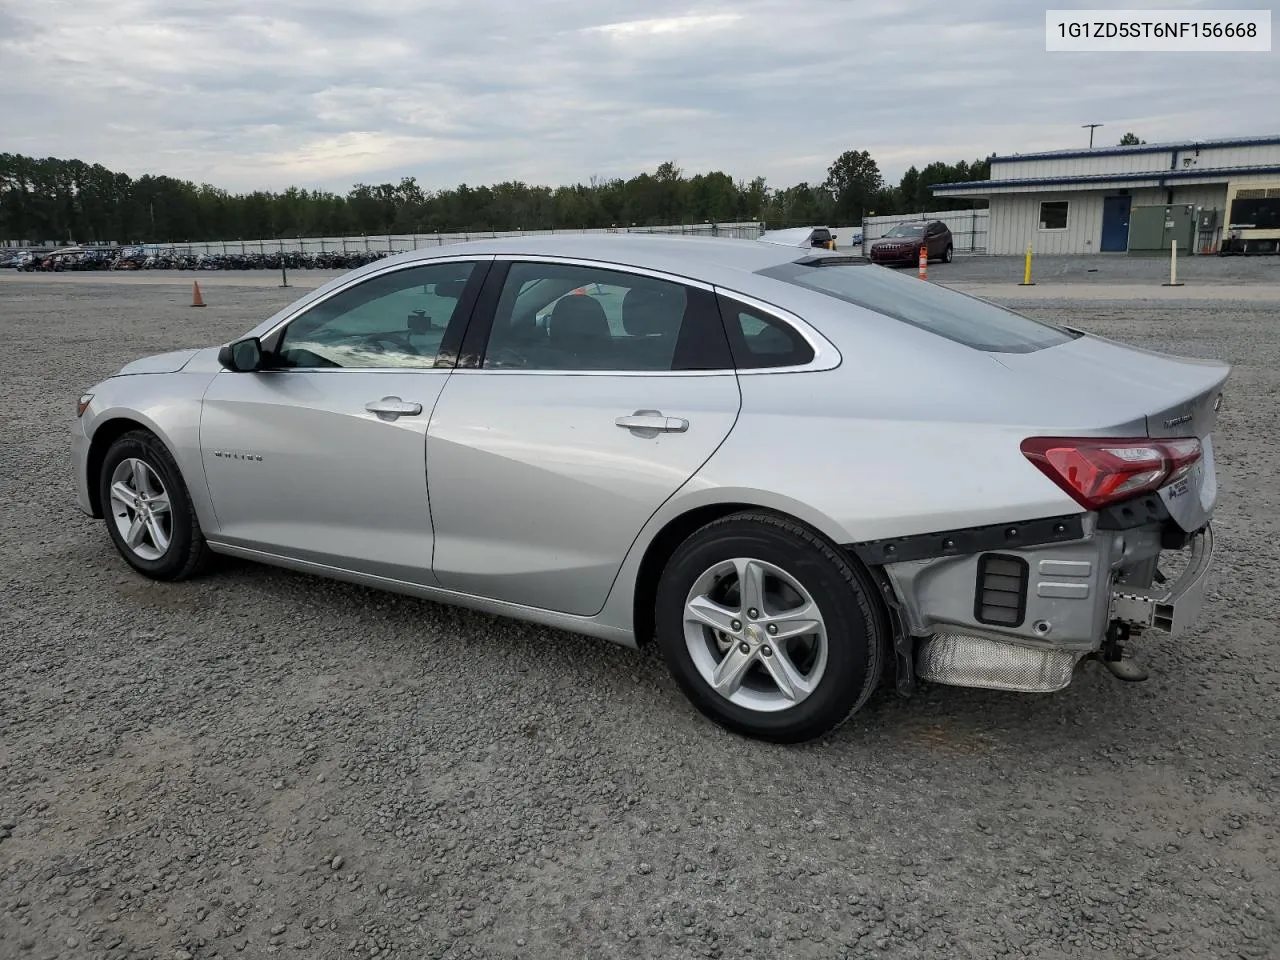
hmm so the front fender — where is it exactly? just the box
[80,370,220,534]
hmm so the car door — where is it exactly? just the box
[925,222,942,257]
[426,258,743,617]
[198,257,490,583]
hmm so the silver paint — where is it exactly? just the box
[71,234,1228,670]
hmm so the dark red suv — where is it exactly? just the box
[869,220,953,266]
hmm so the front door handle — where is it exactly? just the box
[615,410,689,435]
[366,396,423,421]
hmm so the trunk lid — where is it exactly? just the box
[994,331,1229,532]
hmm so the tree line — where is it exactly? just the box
[0,150,991,245]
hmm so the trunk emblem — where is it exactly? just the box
[1163,414,1193,428]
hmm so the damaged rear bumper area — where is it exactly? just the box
[848,512,1215,695]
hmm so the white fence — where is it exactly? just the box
[10,221,766,256]
[860,208,989,255]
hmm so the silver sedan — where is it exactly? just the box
[72,235,1228,742]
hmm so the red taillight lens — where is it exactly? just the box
[1020,436,1202,510]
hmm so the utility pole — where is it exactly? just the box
[1082,123,1103,148]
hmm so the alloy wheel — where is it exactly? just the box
[108,457,173,561]
[682,557,828,712]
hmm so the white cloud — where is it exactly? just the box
[0,0,1275,193]
[584,13,743,38]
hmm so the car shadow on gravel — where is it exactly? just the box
[159,548,1206,759]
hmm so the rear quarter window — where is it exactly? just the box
[717,294,815,369]
[758,260,1076,354]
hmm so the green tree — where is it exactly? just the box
[1119,132,1145,145]
[823,150,883,224]
[0,148,999,243]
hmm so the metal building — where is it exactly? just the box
[929,134,1280,255]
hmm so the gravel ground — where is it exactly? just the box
[1,277,1277,960]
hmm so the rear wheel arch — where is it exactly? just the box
[632,502,891,651]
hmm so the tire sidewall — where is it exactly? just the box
[655,520,875,742]
[99,433,197,579]
[944,244,954,263]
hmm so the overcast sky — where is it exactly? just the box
[1,0,1276,194]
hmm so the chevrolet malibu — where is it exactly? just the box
[72,235,1227,742]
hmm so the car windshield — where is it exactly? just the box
[758,261,1077,353]
[884,224,924,238]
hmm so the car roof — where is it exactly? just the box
[246,233,855,339]
[371,233,831,285]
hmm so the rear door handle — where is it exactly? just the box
[615,410,689,434]
[366,396,423,421]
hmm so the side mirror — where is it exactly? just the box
[218,336,264,372]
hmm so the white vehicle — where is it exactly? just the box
[758,226,836,249]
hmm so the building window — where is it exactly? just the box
[1038,201,1069,231]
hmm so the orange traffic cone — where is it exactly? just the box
[917,244,927,280]
[191,281,206,307]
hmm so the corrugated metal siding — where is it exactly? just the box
[994,153,1172,181]
[1169,184,1228,210]
[1185,144,1280,170]
[992,143,1280,183]
[978,178,1163,195]
[987,190,1168,255]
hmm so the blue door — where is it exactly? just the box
[1101,195,1132,252]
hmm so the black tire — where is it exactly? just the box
[654,511,885,743]
[98,429,212,581]
[943,244,954,263]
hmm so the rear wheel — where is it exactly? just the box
[943,244,954,263]
[99,430,212,581]
[654,511,884,743]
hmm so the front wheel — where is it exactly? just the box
[99,429,212,581]
[654,511,884,743]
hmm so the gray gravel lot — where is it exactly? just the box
[1,275,1278,960]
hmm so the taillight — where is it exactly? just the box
[1020,436,1202,510]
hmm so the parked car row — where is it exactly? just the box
[2,248,394,272]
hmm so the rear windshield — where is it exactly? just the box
[759,261,1077,353]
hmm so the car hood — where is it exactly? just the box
[872,236,922,247]
[114,348,202,376]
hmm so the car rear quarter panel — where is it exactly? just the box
[691,368,1085,543]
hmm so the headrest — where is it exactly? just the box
[622,287,682,337]
[549,295,610,342]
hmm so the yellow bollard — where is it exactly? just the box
[1018,243,1035,286]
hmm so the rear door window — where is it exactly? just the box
[479,262,732,371]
